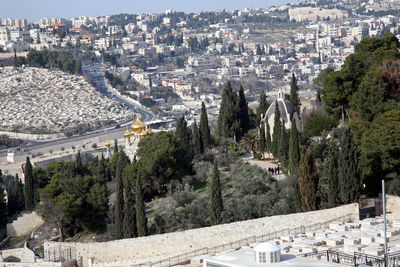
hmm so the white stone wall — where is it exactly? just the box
[45,203,359,267]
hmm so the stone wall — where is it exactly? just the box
[45,203,359,267]
[7,212,44,238]
[386,195,400,220]
[0,130,64,141]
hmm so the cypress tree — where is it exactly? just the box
[24,157,34,210]
[176,115,193,159]
[271,101,281,157]
[136,173,147,237]
[97,154,107,183]
[114,139,119,154]
[200,102,212,149]
[326,143,340,208]
[298,147,319,211]
[288,118,300,175]
[290,73,301,113]
[259,123,266,155]
[266,122,272,154]
[75,151,83,176]
[279,124,289,167]
[338,128,361,204]
[0,188,7,228]
[256,91,269,126]
[16,174,24,211]
[114,153,125,239]
[123,178,137,238]
[210,161,223,225]
[216,81,238,139]
[192,120,202,155]
[238,84,250,136]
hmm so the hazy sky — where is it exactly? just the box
[1,0,297,21]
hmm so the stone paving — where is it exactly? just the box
[0,67,131,133]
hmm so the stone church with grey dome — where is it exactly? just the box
[260,90,302,140]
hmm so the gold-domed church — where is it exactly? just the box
[124,109,153,160]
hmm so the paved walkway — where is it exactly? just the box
[241,154,288,181]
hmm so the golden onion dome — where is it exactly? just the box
[147,126,154,136]
[139,130,148,139]
[105,138,112,147]
[131,110,146,133]
[124,126,131,139]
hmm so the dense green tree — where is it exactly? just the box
[210,161,223,225]
[271,102,281,157]
[6,174,24,216]
[325,143,340,207]
[350,69,387,121]
[298,148,319,211]
[338,128,361,204]
[123,178,137,238]
[96,155,107,183]
[288,119,300,176]
[304,109,335,137]
[135,173,147,237]
[24,157,35,210]
[256,91,269,126]
[200,102,212,149]
[137,131,192,199]
[238,84,250,136]
[192,120,203,155]
[290,73,301,113]
[360,110,400,194]
[216,81,238,139]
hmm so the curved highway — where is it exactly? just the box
[81,60,154,122]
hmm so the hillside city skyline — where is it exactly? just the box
[1,0,296,21]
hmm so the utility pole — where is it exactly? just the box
[382,179,387,267]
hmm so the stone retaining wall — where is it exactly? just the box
[7,212,44,238]
[45,203,359,267]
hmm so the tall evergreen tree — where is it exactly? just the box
[136,173,147,237]
[298,147,319,211]
[259,124,266,155]
[266,122,272,154]
[238,84,250,136]
[24,157,34,210]
[200,102,212,149]
[210,161,223,225]
[75,151,83,176]
[123,178,137,238]
[290,73,301,113]
[96,154,107,183]
[114,153,125,239]
[114,139,119,154]
[288,118,300,175]
[326,143,340,208]
[279,124,289,167]
[271,102,281,157]
[338,128,361,204]
[176,115,193,159]
[192,120,202,155]
[216,81,238,139]
[0,187,7,228]
[256,91,269,126]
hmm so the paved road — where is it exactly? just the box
[241,154,287,181]
[81,60,154,122]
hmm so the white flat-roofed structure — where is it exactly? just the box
[202,245,347,267]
